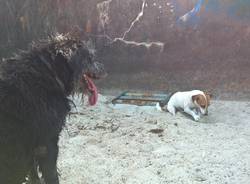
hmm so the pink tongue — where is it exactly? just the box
[85,76,98,106]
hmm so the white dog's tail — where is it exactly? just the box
[155,103,163,111]
[156,92,176,112]
[155,102,169,112]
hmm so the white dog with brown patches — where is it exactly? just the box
[159,90,212,121]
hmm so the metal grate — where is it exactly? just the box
[112,91,172,106]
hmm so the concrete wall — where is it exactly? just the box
[1,0,250,99]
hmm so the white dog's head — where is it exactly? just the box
[192,93,212,115]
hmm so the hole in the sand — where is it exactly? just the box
[149,128,164,134]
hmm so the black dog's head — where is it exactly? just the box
[34,33,107,105]
[66,39,107,105]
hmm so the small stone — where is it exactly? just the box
[194,175,207,182]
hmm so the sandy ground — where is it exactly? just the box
[58,94,250,184]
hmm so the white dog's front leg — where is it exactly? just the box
[184,107,200,121]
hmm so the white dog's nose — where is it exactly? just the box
[200,108,206,115]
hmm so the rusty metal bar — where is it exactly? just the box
[125,92,168,98]
[118,96,164,101]
[112,91,171,106]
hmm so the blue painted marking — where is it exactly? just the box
[177,0,204,26]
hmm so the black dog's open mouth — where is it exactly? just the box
[81,74,98,106]
[82,71,107,106]
[81,61,107,106]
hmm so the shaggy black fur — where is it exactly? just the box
[0,33,106,184]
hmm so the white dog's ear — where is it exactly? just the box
[205,92,213,98]
[205,92,212,106]
[192,95,200,102]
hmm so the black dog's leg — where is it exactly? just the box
[28,160,43,184]
[0,145,31,184]
[37,141,59,184]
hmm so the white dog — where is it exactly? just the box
[158,90,212,121]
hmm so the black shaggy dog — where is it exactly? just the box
[0,33,106,184]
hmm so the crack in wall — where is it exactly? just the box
[97,0,164,51]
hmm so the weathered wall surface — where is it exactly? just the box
[95,0,250,99]
[1,0,250,99]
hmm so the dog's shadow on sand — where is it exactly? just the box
[177,111,213,124]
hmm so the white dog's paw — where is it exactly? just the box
[193,115,201,121]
